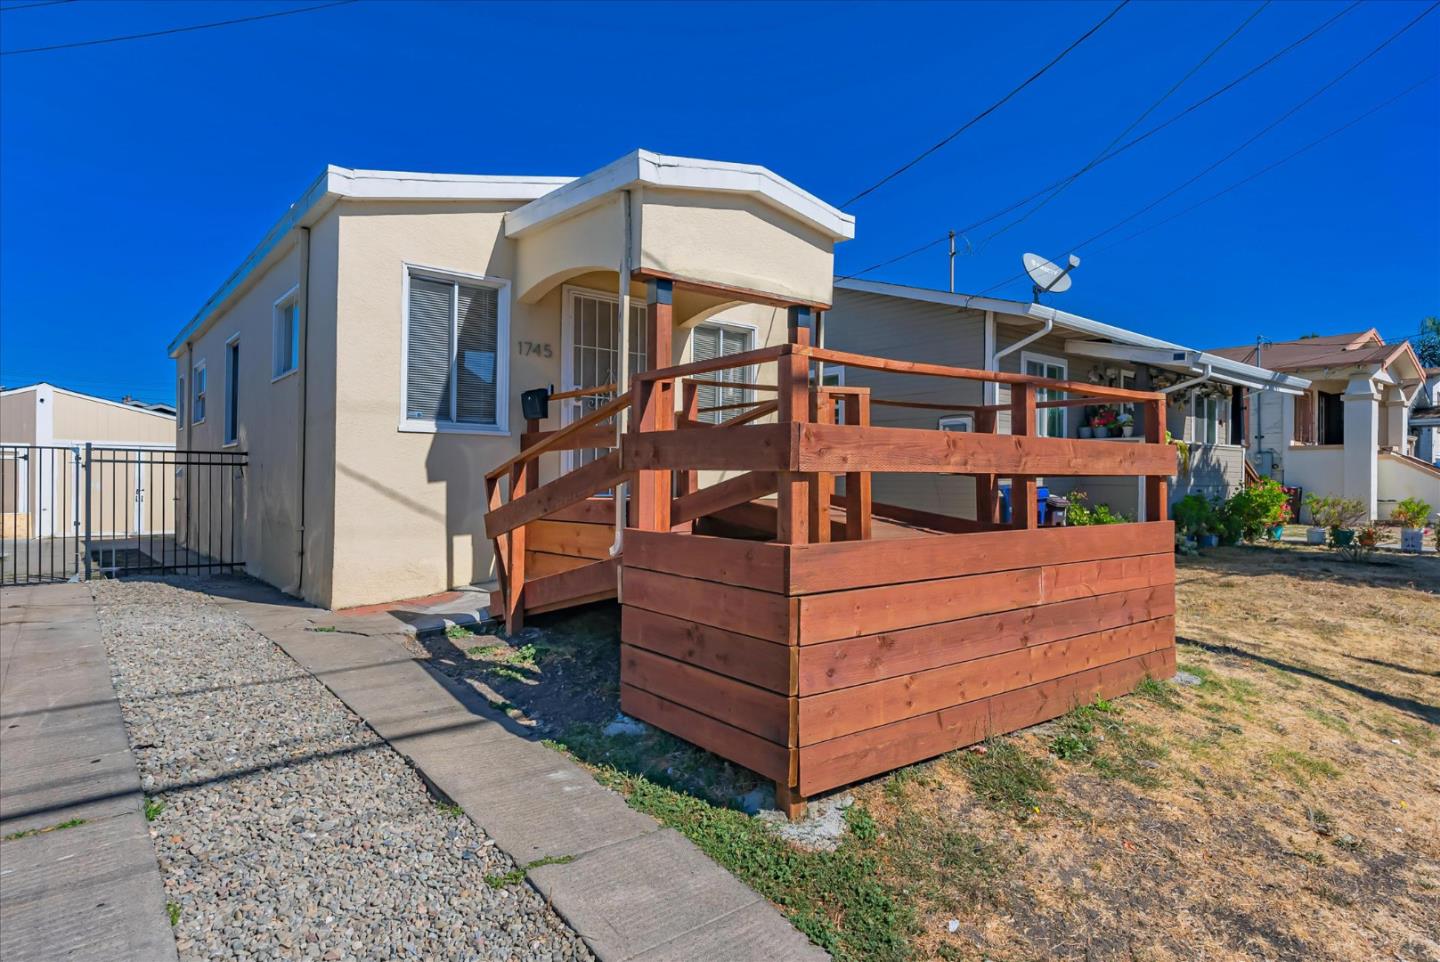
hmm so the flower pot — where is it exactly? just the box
[1078,427,1093,439]
[1121,426,1134,437]
[1199,533,1220,549]
[1305,527,1326,545]
[1093,427,1110,439]
[1400,527,1424,553]
[1267,523,1286,541]
[1330,528,1354,547]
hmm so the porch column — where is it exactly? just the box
[633,279,674,532]
[1342,374,1380,520]
[1381,386,1409,453]
[777,306,812,545]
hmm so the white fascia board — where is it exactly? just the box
[504,149,856,242]
[833,278,1310,393]
[168,165,573,358]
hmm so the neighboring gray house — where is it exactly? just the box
[824,280,1309,521]
[1411,367,1440,465]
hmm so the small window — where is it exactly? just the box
[817,365,845,387]
[1021,352,1067,437]
[403,267,509,433]
[224,338,240,445]
[192,361,207,424]
[1199,396,1219,445]
[939,415,974,432]
[693,322,755,424]
[273,288,300,379]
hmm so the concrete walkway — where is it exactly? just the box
[0,583,178,962]
[202,577,826,962]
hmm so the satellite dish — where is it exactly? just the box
[1023,253,1081,301]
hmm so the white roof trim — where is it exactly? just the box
[1,382,176,420]
[168,165,575,358]
[504,149,856,242]
[834,277,1312,395]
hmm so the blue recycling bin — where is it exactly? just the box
[998,484,1049,525]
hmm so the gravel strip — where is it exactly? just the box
[93,578,592,962]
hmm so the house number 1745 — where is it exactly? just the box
[517,341,553,357]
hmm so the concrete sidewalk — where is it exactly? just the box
[203,576,827,962]
[0,583,178,962]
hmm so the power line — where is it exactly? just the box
[1,0,358,56]
[835,0,1360,282]
[841,0,1130,207]
[0,1,77,12]
[978,0,1270,249]
[973,71,1437,300]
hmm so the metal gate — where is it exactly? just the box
[0,444,247,586]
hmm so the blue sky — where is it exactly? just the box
[2,0,1436,405]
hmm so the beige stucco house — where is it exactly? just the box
[1211,331,1438,520]
[167,150,854,608]
[824,280,1309,522]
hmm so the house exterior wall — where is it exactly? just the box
[1377,453,1440,520]
[0,388,38,443]
[51,392,174,445]
[177,214,340,600]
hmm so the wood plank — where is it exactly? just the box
[522,557,618,612]
[621,645,791,744]
[621,567,792,643]
[1011,383,1038,530]
[796,617,1174,744]
[622,422,794,472]
[797,647,1173,795]
[485,451,626,536]
[486,390,630,482]
[842,393,872,541]
[796,422,1177,477]
[796,552,1173,643]
[623,606,793,694]
[620,684,792,783]
[830,496,1000,535]
[622,529,788,594]
[788,521,1174,594]
[520,425,615,451]
[525,550,592,580]
[797,586,1175,694]
[505,463,529,632]
[527,519,614,559]
[670,472,778,526]
[547,498,617,525]
[632,342,790,383]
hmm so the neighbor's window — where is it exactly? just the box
[1022,352,1067,437]
[692,322,754,424]
[1195,395,1220,445]
[192,361,207,424]
[273,289,300,379]
[938,414,974,432]
[403,267,509,432]
[224,338,240,445]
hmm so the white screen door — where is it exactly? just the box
[561,287,649,471]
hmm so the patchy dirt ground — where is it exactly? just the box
[417,544,1438,962]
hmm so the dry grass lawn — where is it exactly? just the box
[852,544,1438,962]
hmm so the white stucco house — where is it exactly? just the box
[1210,331,1439,520]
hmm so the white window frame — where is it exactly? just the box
[177,372,186,425]
[272,285,301,382]
[691,319,759,425]
[938,414,974,432]
[223,334,240,446]
[1020,350,1068,437]
[192,360,207,425]
[1192,392,1220,445]
[398,263,511,436]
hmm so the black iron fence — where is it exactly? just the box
[0,444,247,586]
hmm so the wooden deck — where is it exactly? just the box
[484,282,1177,817]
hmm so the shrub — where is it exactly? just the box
[1338,524,1382,563]
[1173,494,1218,539]
[1067,492,1129,526]
[1224,478,1289,542]
[1391,496,1432,529]
[1305,494,1367,531]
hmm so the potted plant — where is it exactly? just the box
[1090,407,1117,439]
[1303,494,1330,545]
[1309,494,1366,547]
[1392,496,1432,553]
[1267,501,1292,542]
[1174,494,1220,549]
[1115,411,1135,437]
[1223,477,1289,543]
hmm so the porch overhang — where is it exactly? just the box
[1063,340,1312,395]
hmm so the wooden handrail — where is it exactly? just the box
[548,383,616,402]
[697,399,772,414]
[684,378,778,391]
[795,346,1164,404]
[724,399,779,427]
[870,395,1133,414]
[634,344,790,382]
[484,391,631,482]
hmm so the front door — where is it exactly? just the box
[560,287,650,470]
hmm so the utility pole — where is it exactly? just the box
[1254,335,1267,475]
[948,231,956,293]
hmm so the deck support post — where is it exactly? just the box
[808,389,834,542]
[676,382,700,515]
[504,462,529,632]
[974,409,1000,524]
[842,392,872,541]
[778,306,814,819]
[1145,397,1169,521]
[1010,383,1038,529]
[634,279,674,534]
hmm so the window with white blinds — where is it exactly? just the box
[402,268,509,433]
[692,323,754,424]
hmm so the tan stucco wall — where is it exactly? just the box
[0,389,37,444]
[51,392,173,445]
[514,199,623,304]
[638,189,835,307]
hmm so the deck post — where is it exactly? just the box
[808,389,834,542]
[677,381,699,507]
[504,461,529,632]
[842,392,872,540]
[974,409,999,524]
[634,279,674,533]
[1010,383,1038,529]
[778,307,814,819]
[1145,397,1169,521]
